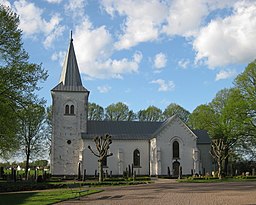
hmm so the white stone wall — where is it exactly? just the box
[153,117,197,176]
[82,139,150,176]
[51,91,88,175]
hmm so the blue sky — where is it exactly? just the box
[2,0,256,113]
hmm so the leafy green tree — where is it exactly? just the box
[234,61,256,159]
[31,160,49,168]
[138,106,163,122]
[0,5,47,158]
[235,60,256,138]
[45,106,52,155]
[163,103,190,122]
[17,103,48,180]
[88,102,104,120]
[105,102,135,121]
[189,88,248,176]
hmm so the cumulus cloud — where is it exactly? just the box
[178,59,190,69]
[64,0,86,19]
[151,79,175,92]
[51,18,143,79]
[215,69,237,81]
[101,0,168,49]
[13,0,65,48]
[97,85,112,93]
[163,0,208,37]
[45,0,62,3]
[0,0,11,7]
[51,50,66,65]
[194,1,256,67]
[154,52,167,70]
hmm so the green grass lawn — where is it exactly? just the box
[0,188,102,205]
[177,176,256,183]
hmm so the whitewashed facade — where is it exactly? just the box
[51,38,212,177]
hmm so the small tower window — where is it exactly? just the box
[64,104,75,115]
[70,105,75,115]
[173,141,179,159]
[65,105,69,115]
[133,149,140,167]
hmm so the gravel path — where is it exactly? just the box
[56,179,256,205]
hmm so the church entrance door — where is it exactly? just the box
[172,161,180,177]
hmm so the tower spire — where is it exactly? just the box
[59,37,82,86]
[52,36,89,92]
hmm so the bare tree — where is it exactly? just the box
[88,134,113,182]
[210,139,229,179]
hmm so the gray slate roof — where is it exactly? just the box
[52,83,88,92]
[82,121,162,140]
[82,120,211,144]
[192,130,211,144]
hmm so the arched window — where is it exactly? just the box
[173,141,179,159]
[65,105,69,115]
[133,149,140,167]
[70,105,75,115]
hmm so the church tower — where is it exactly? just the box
[51,37,89,176]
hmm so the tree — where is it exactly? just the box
[88,134,113,182]
[45,106,52,155]
[235,60,256,138]
[163,103,190,122]
[88,103,104,120]
[210,139,229,179]
[189,88,248,175]
[105,102,135,121]
[0,5,47,158]
[17,103,48,180]
[30,159,49,168]
[138,106,163,121]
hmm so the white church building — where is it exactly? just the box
[50,38,212,177]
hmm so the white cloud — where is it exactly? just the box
[97,85,112,93]
[71,18,142,79]
[13,0,65,48]
[154,52,167,70]
[0,0,11,7]
[163,0,208,37]
[51,50,66,65]
[151,79,175,92]
[64,0,86,19]
[43,15,65,48]
[194,1,256,67]
[178,59,190,69]
[45,0,62,3]
[101,0,168,50]
[215,69,237,81]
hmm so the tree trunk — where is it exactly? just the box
[218,161,222,179]
[25,149,30,180]
[98,160,103,182]
[224,149,229,176]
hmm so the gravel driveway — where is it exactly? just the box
[56,179,256,205]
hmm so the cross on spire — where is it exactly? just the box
[70,30,73,42]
